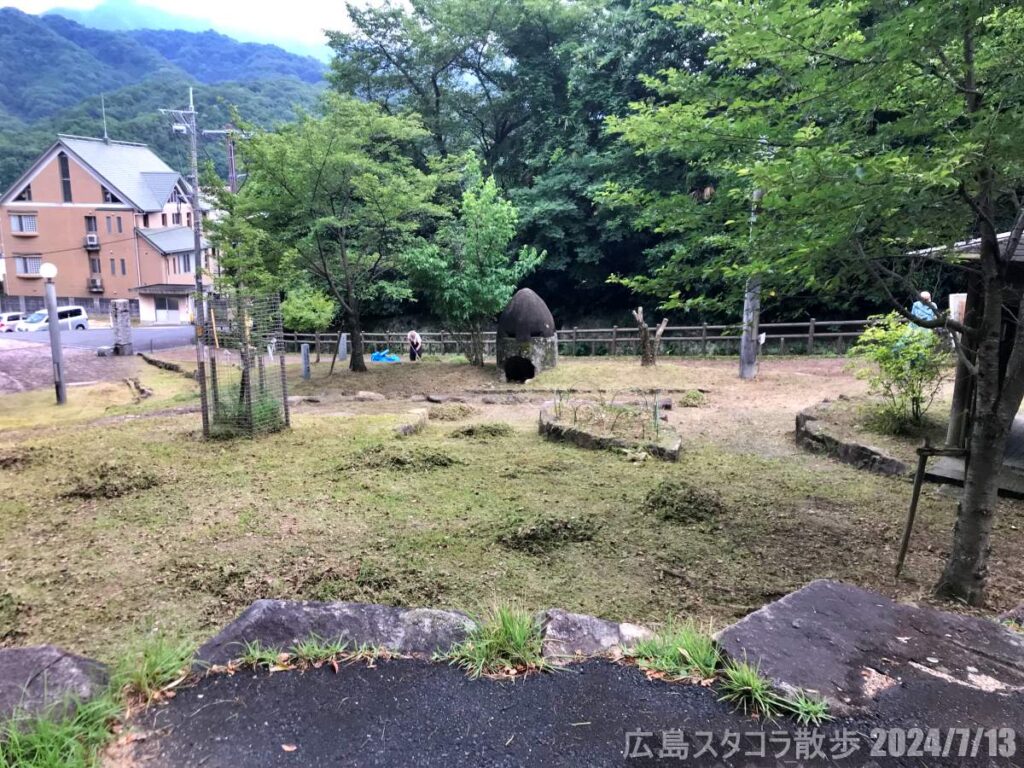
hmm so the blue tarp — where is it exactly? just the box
[371,349,401,363]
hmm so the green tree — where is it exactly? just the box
[232,94,446,372]
[405,166,545,365]
[281,286,338,335]
[610,0,1024,603]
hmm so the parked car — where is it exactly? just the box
[15,306,90,332]
[0,312,22,332]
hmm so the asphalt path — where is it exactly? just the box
[2,325,193,351]
[129,659,1023,767]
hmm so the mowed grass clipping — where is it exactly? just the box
[1,357,1022,661]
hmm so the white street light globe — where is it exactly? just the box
[39,262,58,280]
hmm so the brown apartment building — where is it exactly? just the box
[0,134,216,324]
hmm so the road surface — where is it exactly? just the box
[3,325,194,352]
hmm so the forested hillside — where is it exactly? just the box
[0,7,325,186]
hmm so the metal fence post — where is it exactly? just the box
[701,324,708,356]
[611,326,618,355]
[572,327,578,356]
[808,317,816,355]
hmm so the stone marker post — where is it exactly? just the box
[301,343,311,380]
[110,299,133,356]
[338,332,349,360]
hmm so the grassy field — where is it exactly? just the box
[1,356,1022,663]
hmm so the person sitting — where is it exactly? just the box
[911,291,938,322]
[407,330,423,361]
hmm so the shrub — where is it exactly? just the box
[848,313,950,433]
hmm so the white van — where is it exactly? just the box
[15,306,90,332]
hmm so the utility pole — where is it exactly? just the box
[161,88,211,436]
[40,262,66,405]
[202,126,247,193]
[738,188,764,380]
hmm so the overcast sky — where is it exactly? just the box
[7,0,365,55]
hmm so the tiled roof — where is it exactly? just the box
[59,135,185,212]
[137,226,209,255]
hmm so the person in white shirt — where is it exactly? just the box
[407,330,423,361]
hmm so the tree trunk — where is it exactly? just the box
[936,408,1008,604]
[468,325,485,367]
[348,306,366,373]
[935,262,1022,604]
[634,307,655,366]
[739,275,762,380]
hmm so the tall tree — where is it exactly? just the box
[405,164,545,364]
[610,0,1024,604]
[232,94,445,372]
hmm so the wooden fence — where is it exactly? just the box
[280,318,870,358]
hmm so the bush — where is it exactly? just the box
[849,313,950,433]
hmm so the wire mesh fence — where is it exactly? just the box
[202,290,290,439]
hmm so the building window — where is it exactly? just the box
[109,258,115,274]
[58,152,72,202]
[170,256,176,275]
[161,213,168,227]
[14,255,42,275]
[101,186,121,204]
[14,185,31,202]
[120,258,127,276]
[182,254,191,273]
[90,257,101,274]
[186,212,192,227]
[9,214,38,234]
[143,214,150,228]
[172,212,182,225]
[85,216,97,233]
[116,216,123,234]
[105,216,112,234]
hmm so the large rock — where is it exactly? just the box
[539,609,651,661]
[717,579,1024,714]
[795,406,907,475]
[0,645,107,723]
[195,601,475,667]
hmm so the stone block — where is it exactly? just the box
[0,645,107,723]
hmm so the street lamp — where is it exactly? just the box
[40,262,66,405]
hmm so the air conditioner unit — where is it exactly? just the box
[87,277,104,292]
[84,233,100,249]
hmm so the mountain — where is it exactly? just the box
[45,0,332,60]
[126,29,325,84]
[47,0,212,34]
[0,7,326,187]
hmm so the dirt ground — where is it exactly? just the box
[0,336,138,394]
[1,353,1020,662]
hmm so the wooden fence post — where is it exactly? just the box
[807,318,815,355]
[701,324,708,356]
[572,327,578,356]
[611,326,618,355]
